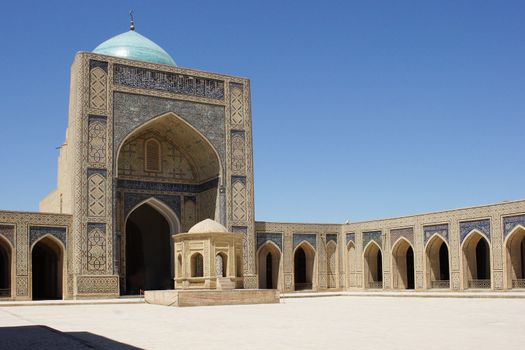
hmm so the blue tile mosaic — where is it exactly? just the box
[363,231,382,248]
[293,233,317,250]
[346,233,355,245]
[29,226,67,247]
[326,234,338,244]
[256,233,283,251]
[503,215,525,238]
[424,224,449,245]
[460,219,491,243]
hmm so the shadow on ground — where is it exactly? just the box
[0,325,141,349]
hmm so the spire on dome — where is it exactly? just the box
[129,10,135,31]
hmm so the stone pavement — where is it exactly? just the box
[1,296,524,349]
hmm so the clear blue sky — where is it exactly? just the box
[0,1,523,223]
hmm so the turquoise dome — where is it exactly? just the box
[93,30,176,66]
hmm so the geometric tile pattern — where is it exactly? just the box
[363,231,382,248]
[424,224,449,245]
[29,226,67,247]
[256,232,283,251]
[503,214,525,238]
[293,233,317,250]
[459,219,491,243]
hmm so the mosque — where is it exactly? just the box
[0,21,524,301]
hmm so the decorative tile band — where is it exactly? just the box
[346,233,355,245]
[117,178,218,194]
[363,231,382,249]
[293,233,317,250]
[460,219,491,243]
[390,227,414,246]
[114,64,225,100]
[503,215,525,238]
[256,232,283,251]
[424,224,449,245]
[29,226,67,247]
[326,234,338,244]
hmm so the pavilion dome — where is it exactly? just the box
[188,219,228,234]
[93,30,176,66]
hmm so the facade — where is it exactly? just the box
[0,27,524,301]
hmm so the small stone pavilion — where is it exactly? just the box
[174,219,244,290]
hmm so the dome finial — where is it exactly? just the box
[129,10,135,31]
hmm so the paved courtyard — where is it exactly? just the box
[0,296,524,349]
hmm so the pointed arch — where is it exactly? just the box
[116,111,223,183]
[326,241,337,289]
[363,241,383,289]
[425,233,450,289]
[504,225,525,289]
[257,241,281,290]
[125,197,181,235]
[391,237,414,290]
[461,229,491,289]
[0,235,13,298]
[31,235,65,300]
[294,241,316,291]
[123,199,179,295]
[346,241,356,288]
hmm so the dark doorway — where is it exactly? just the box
[266,252,273,289]
[476,238,490,279]
[32,238,62,300]
[406,246,414,289]
[294,246,313,290]
[0,240,10,297]
[439,242,450,280]
[125,204,172,295]
[377,250,383,282]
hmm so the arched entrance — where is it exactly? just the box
[505,226,525,289]
[125,201,178,295]
[294,242,315,291]
[0,237,11,298]
[191,253,204,277]
[364,242,383,289]
[257,242,281,289]
[347,242,356,288]
[425,235,450,289]
[32,236,63,300]
[391,238,415,290]
[326,241,337,289]
[462,231,491,289]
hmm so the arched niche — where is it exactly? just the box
[31,235,64,300]
[363,241,383,289]
[116,112,222,231]
[391,238,415,290]
[294,242,316,291]
[0,236,13,298]
[462,230,491,289]
[257,241,281,290]
[425,234,450,289]
[346,241,356,288]
[504,225,525,289]
[326,241,337,289]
